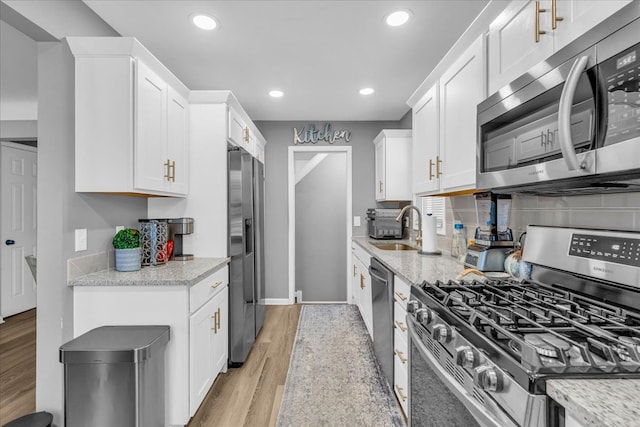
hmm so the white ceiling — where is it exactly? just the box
[83,0,490,121]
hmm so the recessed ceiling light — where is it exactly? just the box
[359,88,375,95]
[269,90,284,98]
[192,14,217,30]
[385,10,412,27]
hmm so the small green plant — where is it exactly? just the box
[112,228,140,249]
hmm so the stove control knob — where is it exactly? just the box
[415,308,433,326]
[407,300,422,314]
[432,324,451,343]
[473,365,503,393]
[455,346,479,369]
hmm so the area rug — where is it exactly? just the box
[277,304,405,427]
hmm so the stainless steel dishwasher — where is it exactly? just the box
[369,257,394,387]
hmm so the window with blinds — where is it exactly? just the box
[420,196,446,236]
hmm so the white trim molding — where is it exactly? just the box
[287,146,353,306]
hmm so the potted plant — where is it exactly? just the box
[112,228,141,272]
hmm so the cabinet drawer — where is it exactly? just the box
[394,351,409,417]
[190,266,228,313]
[352,242,371,268]
[394,327,408,369]
[394,275,410,308]
[393,301,408,341]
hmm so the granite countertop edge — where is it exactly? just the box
[68,257,230,287]
[352,236,466,287]
[546,379,640,427]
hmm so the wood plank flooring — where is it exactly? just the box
[0,305,301,427]
[188,304,301,427]
[0,309,36,424]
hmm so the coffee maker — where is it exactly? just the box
[464,192,514,271]
[167,218,194,261]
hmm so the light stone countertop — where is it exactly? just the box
[68,257,229,287]
[352,236,472,286]
[546,379,640,427]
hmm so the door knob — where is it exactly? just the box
[5,240,15,245]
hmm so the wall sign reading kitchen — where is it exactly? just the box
[294,123,352,144]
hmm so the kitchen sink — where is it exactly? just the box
[372,243,416,251]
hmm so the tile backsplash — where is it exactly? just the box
[437,192,640,250]
[67,251,114,281]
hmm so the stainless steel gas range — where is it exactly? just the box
[407,225,640,427]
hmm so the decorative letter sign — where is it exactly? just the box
[293,124,351,144]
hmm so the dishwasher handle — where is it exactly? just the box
[369,258,391,285]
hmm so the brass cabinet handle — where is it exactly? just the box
[211,312,218,333]
[535,0,547,43]
[436,155,443,177]
[428,159,435,181]
[244,127,250,143]
[169,160,176,182]
[360,273,365,289]
[395,291,407,301]
[395,385,408,402]
[395,320,407,332]
[164,159,171,181]
[379,180,383,193]
[216,307,221,330]
[395,349,407,364]
[353,264,357,277]
[211,281,222,289]
[551,0,563,29]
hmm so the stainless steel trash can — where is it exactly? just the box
[59,325,170,427]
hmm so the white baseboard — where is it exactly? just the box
[264,298,292,305]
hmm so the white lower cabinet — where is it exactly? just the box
[189,286,228,415]
[351,242,373,339]
[73,265,229,426]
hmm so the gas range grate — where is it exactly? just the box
[419,279,640,374]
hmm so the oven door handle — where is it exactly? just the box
[558,55,590,171]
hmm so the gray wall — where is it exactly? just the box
[36,41,147,424]
[398,109,412,129]
[295,152,347,301]
[255,120,401,300]
[440,193,640,251]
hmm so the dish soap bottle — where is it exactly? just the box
[451,223,467,258]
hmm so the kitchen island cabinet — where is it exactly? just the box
[70,258,228,427]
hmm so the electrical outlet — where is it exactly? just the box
[353,216,361,227]
[116,226,125,233]
[75,228,87,251]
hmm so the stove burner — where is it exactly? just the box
[524,333,570,358]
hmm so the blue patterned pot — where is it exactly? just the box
[115,248,141,272]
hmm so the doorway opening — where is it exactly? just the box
[287,146,352,304]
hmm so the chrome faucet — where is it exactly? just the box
[396,205,422,247]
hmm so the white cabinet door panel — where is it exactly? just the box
[166,86,189,195]
[412,84,439,194]
[135,60,168,192]
[189,297,215,416]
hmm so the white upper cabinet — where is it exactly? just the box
[439,35,485,193]
[374,129,412,201]
[69,37,189,197]
[553,0,632,48]
[488,1,554,96]
[411,35,485,196]
[228,106,256,157]
[488,0,631,95]
[412,84,439,195]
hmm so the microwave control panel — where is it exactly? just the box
[601,42,640,147]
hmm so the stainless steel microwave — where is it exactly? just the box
[477,2,640,195]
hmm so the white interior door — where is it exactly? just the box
[1,142,37,318]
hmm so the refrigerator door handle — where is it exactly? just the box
[244,218,253,254]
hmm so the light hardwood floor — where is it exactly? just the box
[188,304,302,427]
[0,305,301,427]
[0,309,36,424]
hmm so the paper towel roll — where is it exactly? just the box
[422,214,438,253]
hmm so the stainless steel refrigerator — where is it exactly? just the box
[228,146,266,366]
